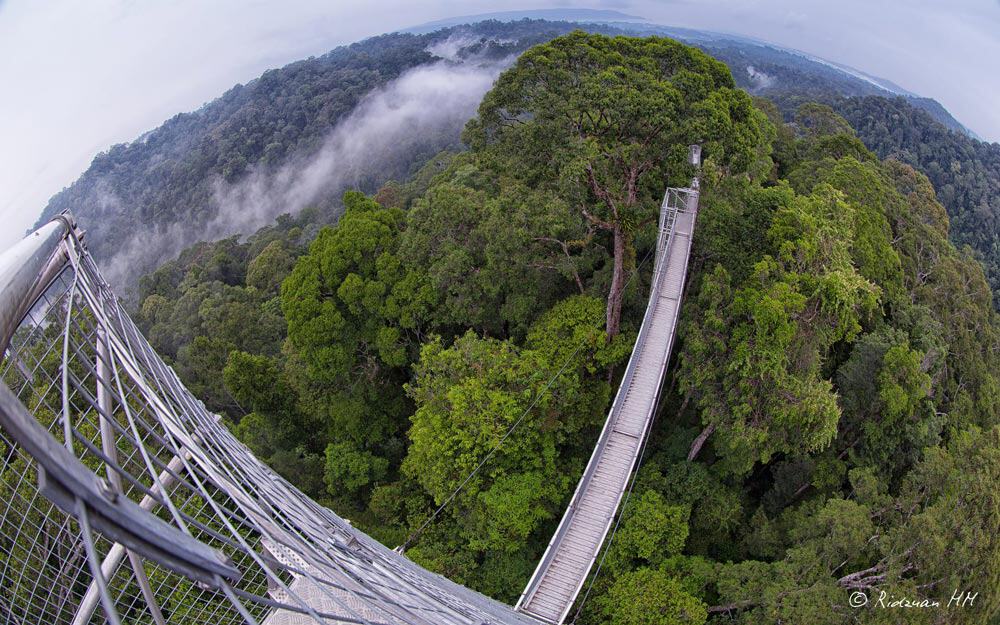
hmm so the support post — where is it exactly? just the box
[73,330,169,625]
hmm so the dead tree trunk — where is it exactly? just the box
[687,422,716,462]
[605,224,626,340]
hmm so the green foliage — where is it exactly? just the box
[465,30,771,337]
[892,426,1000,621]
[233,412,278,458]
[836,330,939,480]
[836,96,1000,305]
[402,331,539,504]
[399,294,621,595]
[668,108,1000,625]
[680,184,879,474]
[135,213,305,416]
[246,240,296,295]
[605,491,690,575]
[794,103,856,138]
[714,557,846,625]
[283,191,418,382]
[280,191,430,464]
[398,172,594,337]
[176,335,239,412]
[324,441,389,497]
[475,472,554,554]
[598,568,707,625]
[112,29,1000,624]
[467,30,762,183]
[402,295,616,501]
[787,155,904,302]
[641,461,743,558]
[224,351,290,414]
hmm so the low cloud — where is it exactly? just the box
[103,51,511,288]
[208,56,505,236]
[746,65,775,90]
[427,34,482,60]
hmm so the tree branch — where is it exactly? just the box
[837,562,886,590]
[687,422,715,462]
[707,600,755,614]
[580,206,613,230]
[584,163,619,220]
[533,237,586,294]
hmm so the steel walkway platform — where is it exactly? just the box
[516,177,700,624]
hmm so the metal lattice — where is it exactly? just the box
[0,220,539,625]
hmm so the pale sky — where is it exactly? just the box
[1,0,998,249]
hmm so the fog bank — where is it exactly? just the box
[103,52,509,286]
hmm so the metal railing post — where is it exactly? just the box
[72,328,169,625]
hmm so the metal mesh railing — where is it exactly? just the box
[0,223,536,625]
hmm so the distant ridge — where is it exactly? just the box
[404,8,647,33]
[406,9,977,140]
[33,13,984,289]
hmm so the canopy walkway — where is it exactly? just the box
[0,149,699,625]
[517,175,699,624]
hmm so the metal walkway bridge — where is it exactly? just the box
[0,150,699,625]
[517,176,699,624]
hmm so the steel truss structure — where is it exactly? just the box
[0,220,539,625]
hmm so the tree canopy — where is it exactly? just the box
[466,31,771,337]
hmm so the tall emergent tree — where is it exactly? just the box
[465,31,770,338]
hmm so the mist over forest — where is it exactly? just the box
[38,18,1000,302]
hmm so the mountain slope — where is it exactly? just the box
[35,21,586,286]
[36,30,438,284]
[834,95,1000,301]
[33,13,987,293]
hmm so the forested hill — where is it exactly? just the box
[32,15,986,291]
[130,32,1000,624]
[33,20,588,286]
[36,29,443,284]
[835,96,1000,302]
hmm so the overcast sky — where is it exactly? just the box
[1,0,998,249]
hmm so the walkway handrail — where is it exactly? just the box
[0,216,73,354]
